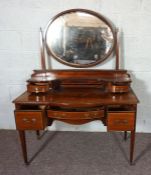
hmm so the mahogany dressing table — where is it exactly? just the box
[13,9,139,165]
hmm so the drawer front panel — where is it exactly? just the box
[15,111,46,130]
[108,85,130,93]
[47,110,104,120]
[107,112,135,131]
[27,84,49,93]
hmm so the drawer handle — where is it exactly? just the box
[84,113,89,117]
[31,118,37,122]
[94,112,98,116]
[61,113,66,117]
[35,88,39,92]
[22,118,37,123]
[114,119,128,125]
[54,113,58,116]
[22,118,30,123]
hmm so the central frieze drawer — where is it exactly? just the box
[15,110,46,130]
[47,110,104,119]
[107,112,135,131]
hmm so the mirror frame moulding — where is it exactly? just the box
[44,8,116,68]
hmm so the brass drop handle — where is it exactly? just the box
[22,118,36,123]
[53,112,66,118]
[93,112,98,116]
[54,113,58,116]
[84,112,99,118]
[22,118,30,123]
[84,113,89,117]
[31,118,37,122]
[35,87,39,92]
[114,119,128,125]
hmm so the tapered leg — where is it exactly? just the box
[124,131,127,141]
[18,130,28,165]
[130,130,135,165]
[36,130,40,138]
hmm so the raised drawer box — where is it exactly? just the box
[107,112,135,131]
[108,85,130,93]
[15,109,46,130]
[27,83,49,93]
[47,109,104,120]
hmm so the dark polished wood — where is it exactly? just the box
[26,69,131,94]
[36,130,40,137]
[39,28,46,70]
[115,28,120,70]
[130,130,135,165]
[45,9,116,68]
[13,88,138,107]
[12,9,139,165]
[13,70,139,164]
[18,130,28,164]
[124,131,127,141]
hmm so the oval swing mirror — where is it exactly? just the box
[45,9,115,68]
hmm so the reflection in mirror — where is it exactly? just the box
[45,10,115,67]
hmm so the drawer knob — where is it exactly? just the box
[84,113,89,117]
[54,113,58,116]
[31,118,37,122]
[22,118,36,123]
[94,112,98,116]
[22,118,30,123]
[35,88,39,92]
[114,119,128,125]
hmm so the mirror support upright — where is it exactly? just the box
[40,28,46,70]
[115,28,120,70]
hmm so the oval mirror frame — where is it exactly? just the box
[45,9,116,68]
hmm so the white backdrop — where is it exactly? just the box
[0,0,151,132]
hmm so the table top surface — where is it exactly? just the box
[13,88,139,108]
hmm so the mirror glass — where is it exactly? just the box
[45,9,115,67]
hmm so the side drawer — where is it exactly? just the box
[27,84,49,93]
[108,85,130,93]
[15,110,46,130]
[107,112,135,131]
[47,110,104,120]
